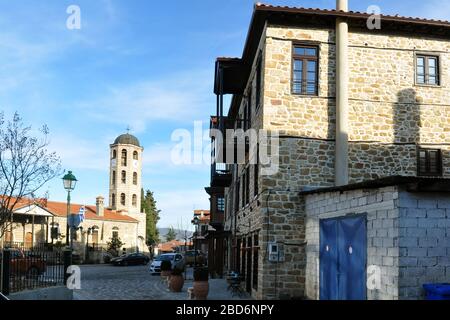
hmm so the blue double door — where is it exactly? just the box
[319,215,367,300]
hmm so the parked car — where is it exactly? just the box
[110,253,150,266]
[184,250,206,267]
[149,253,185,274]
[0,249,47,277]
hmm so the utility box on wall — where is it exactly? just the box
[268,242,285,262]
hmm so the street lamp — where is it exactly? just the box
[192,216,200,268]
[85,227,92,262]
[62,171,77,248]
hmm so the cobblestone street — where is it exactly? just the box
[73,265,251,300]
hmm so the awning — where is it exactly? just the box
[14,204,54,217]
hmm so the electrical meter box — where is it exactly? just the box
[268,242,285,262]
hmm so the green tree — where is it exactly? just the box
[107,236,124,257]
[166,226,177,242]
[141,189,161,246]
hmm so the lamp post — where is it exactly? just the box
[62,171,77,249]
[85,227,92,262]
[192,216,199,269]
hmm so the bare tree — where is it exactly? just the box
[0,112,62,240]
[176,218,188,252]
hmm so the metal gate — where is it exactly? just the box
[319,215,367,300]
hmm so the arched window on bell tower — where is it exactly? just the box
[111,194,116,207]
[121,149,127,166]
[132,194,137,207]
[133,172,138,185]
[112,171,116,185]
[121,171,126,184]
[133,151,138,160]
[120,193,126,206]
[112,149,117,159]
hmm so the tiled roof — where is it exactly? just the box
[255,3,450,26]
[5,197,138,223]
[45,201,138,222]
[194,210,210,222]
[194,210,210,215]
[158,240,192,252]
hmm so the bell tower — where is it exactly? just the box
[109,133,143,214]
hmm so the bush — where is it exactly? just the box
[194,267,209,281]
[107,237,124,253]
[171,267,183,276]
[103,254,112,264]
[161,260,172,271]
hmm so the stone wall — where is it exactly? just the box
[223,22,450,300]
[263,24,450,183]
[304,186,400,300]
[223,24,267,299]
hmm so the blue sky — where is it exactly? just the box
[0,0,448,229]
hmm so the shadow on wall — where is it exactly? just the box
[349,88,424,182]
[394,88,421,144]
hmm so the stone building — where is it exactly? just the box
[206,1,450,300]
[0,133,148,258]
[192,210,210,257]
[109,133,146,243]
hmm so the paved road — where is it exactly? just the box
[73,264,250,300]
[74,264,175,300]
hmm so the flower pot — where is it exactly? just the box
[169,275,184,292]
[161,270,171,278]
[193,281,209,300]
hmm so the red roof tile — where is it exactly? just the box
[194,210,210,222]
[255,3,450,26]
[158,240,192,252]
[45,200,138,222]
[4,196,138,223]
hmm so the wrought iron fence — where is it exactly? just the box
[2,241,49,252]
[1,249,67,295]
[88,243,109,252]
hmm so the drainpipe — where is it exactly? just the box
[335,0,349,186]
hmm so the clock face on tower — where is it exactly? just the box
[133,160,138,169]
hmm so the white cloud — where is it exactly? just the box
[49,134,110,171]
[142,135,211,171]
[415,0,450,21]
[78,69,213,133]
[156,189,209,229]
[101,0,117,22]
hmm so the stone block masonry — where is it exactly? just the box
[397,190,450,300]
[222,15,450,300]
[264,25,450,184]
[305,186,400,300]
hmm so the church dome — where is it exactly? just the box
[113,133,140,147]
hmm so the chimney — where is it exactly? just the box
[96,196,104,217]
[335,0,349,186]
[336,0,348,11]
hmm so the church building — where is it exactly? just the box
[0,133,148,258]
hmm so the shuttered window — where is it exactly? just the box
[418,148,442,176]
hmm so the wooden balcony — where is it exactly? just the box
[211,163,232,188]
